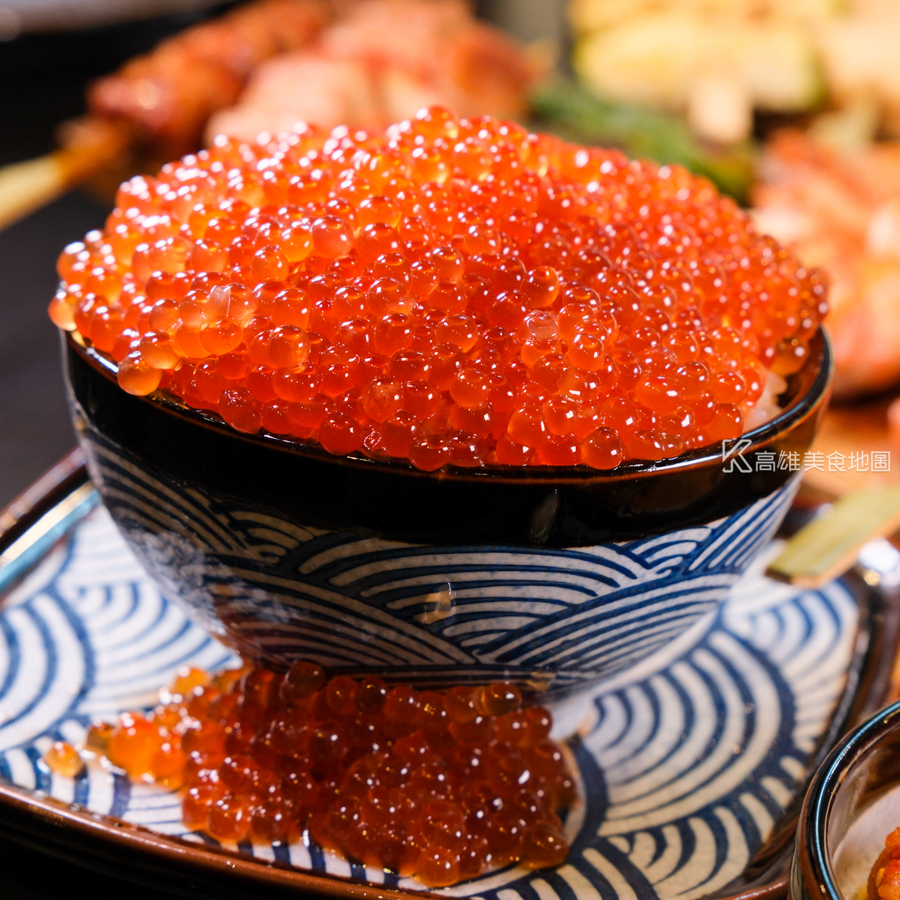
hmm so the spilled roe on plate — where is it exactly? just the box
[75,663,575,886]
[49,106,827,470]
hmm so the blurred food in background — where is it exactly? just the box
[0,0,220,35]
[0,0,541,228]
[751,129,900,473]
[86,0,330,157]
[206,0,539,142]
[531,80,756,202]
[0,0,335,228]
[90,0,539,153]
[815,0,900,139]
[568,0,900,147]
[569,0,824,145]
[753,131,900,399]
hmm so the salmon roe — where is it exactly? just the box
[870,828,900,900]
[50,106,828,470]
[43,740,86,778]
[84,663,574,884]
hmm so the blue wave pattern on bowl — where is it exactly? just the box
[0,506,857,899]
[82,434,801,699]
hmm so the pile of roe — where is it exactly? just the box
[77,663,574,886]
[869,827,900,900]
[50,106,828,471]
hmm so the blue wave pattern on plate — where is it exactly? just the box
[85,434,799,697]
[0,507,856,900]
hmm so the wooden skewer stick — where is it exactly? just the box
[766,483,900,588]
[0,118,130,231]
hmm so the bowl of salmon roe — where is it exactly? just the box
[57,107,832,702]
[792,699,900,900]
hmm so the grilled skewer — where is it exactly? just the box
[0,0,330,229]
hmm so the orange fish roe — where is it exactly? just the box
[870,828,900,900]
[50,105,828,470]
[43,740,86,778]
[94,662,574,885]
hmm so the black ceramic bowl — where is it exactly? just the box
[64,328,831,701]
[793,695,900,900]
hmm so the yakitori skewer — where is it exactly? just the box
[767,484,900,588]
[0,0,330,230]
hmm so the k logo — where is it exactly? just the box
[722,438,752,473]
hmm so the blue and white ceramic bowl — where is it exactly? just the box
[62,329,831,702]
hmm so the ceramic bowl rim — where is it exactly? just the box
[67,327,833,486]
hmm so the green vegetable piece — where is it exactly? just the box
[530,80,756,204]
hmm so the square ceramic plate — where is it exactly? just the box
[0,451,897,900]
